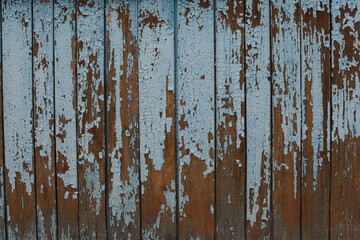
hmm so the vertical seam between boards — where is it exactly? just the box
[31,1,39,239]
[103,0,109,239]
[328,0,333,239]
[243,0,247,238]
[299,0,303,238]
[268,0,274,239]
[52,0,59,238]
[0,1,8,238]
[173,0,179,239]
[213,0,217,239]
[136,1,143,239]
[74,0,81,238]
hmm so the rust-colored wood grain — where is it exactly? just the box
[177,0,215,239]
[76,0,106,238]
[2,1,37,238]
[105,0,141,239]
[271,0,301,239]
[301,1,331,238]
[245,0,272,239]
[138,0,176,239]
[54,0,79,238]
[33,1,57,238]
[331,1,360,238]
[215,0,246,239]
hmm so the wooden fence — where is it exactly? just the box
[0,0,359,239]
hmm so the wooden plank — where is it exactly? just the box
[2,1,36,238]
[177,0,215,239]
[331,1,360,238]
[138,0,176,239]
[33,1,57,238]
[54,0,79,239]
[215,0,245,239]
[77,0,106,238]
[245,0,272,239]
[0,3,6,237]
[301,1,330,238]
[105,1,140,239]
[271,0,301,239]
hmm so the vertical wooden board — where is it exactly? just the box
[105,1,140,239]
[2,1,36,238]
[215,0,245,239]
[177,0,215,239]
[54,0,79,239]
[77,0,106,238]
[301,1,330,238]
[0,4,6,238]
[138,0,176,239]
[245,0,272,239]
[331,1,360,238]
[33,1,57,238]
[271,0,301,239]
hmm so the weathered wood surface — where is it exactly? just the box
[106,0,140,239]
[76,0,106,238]
[301,1,331,239]
[176,1,215,239]
[245,0,272,239]
[271,0,301,239]
[215,0,245,239]
[3,1,36,238]
[138,0,176,239]
[0,1,359,239]
[54,0,79,239]
[33,1,57,239]
[331,0,360,239]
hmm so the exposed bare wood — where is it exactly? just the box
[138,0,176,239]
[215,0,246,239]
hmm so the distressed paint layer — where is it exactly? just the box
[54,0,79,239]
[0,2,6,237]
[33,1,57,239]
[271,0,301,239]
[106,1,140,239]
[2,1,36,238]
[245,0,272,239]
[77,0,106,238]
[331,1,360,238]
[301,0,331,238]
[177,0,215,239]
[138,0,176,239]
[215,0,246,239]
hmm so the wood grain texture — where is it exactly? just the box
[138,0,176,239]
[2,1,36,238]
[176,1,215,239]
[245,0,272,239]
[301,1,331,238]
[76,0,106,238]
[271,0,301,239]
[215,0,245,239]
[2,1,360,238]
[331,1,360,238]
[33,1,57,239]
[105,1,140,239]
[54,0,79,239]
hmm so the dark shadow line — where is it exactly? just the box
[173,0,179,239]
[103,0,109,239]
[52,0,59,239]
[31,1,39,239]
[0,1,8,238]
